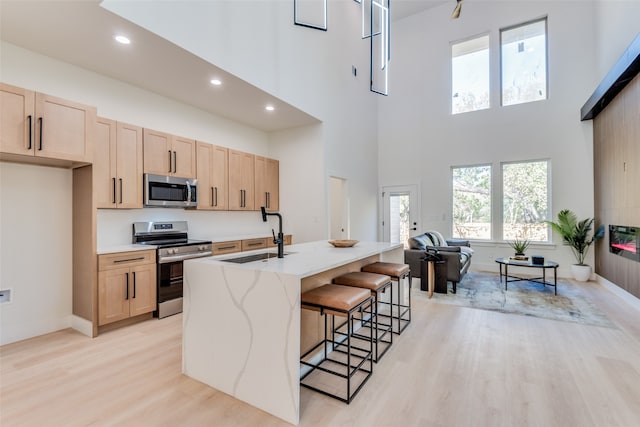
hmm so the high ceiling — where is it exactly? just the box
[1,0,446,132]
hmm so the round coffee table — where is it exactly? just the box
[495,258,560,295]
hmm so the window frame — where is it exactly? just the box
[499,158,552,243]
[450,159,552,243]
[451,163,493,241]
[450,32,491,115]
[499,16,549,107]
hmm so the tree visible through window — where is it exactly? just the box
[502,160,550,241]
[501,18,548,106]
[452,165,491,239]
[452,35,490,114]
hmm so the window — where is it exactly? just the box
[451,35,490,114]
[501,18,548,106]
[502,160,550,241]
[452,165,492,239]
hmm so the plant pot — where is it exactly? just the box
[571,264,592,282]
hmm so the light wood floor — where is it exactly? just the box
[2,278,640,426]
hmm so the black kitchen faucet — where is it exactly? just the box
[261,206,284,258]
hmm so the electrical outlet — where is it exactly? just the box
[0,289,11,304]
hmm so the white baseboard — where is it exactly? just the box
[71,315,93,338]
[596,275,640,311]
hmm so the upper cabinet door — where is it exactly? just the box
[255,156,279,212]
[0,83,35,156]
[95,118,117,208]
[116,122,143,208]
[211,145,229,210]
[196,142,228,210]
[143,128,171,175]
[171,135,196,178]
[35,92,95,163]
[265,157,279,211]
[196,142,213,209]
[229,149,255,210]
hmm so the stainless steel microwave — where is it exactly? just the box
[144,174,197,208]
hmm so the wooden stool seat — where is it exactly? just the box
[332,271,391,291]
[302,284,370,313]
[300,284,374,404]
[332,271,393,362]
[361,262,412,335]
[362,262,410,277]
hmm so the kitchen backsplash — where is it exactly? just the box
[97,208,275,248]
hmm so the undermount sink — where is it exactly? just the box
[220,252,289,264]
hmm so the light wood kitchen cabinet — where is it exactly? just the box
[267,234,292,247]
[0,83,95,165]
[255,156,279,212]
[98,250,156,326]
[143,128,196,178]
[228,149,255,210]
[95,118,143,208]
[196,142,228,210]
[212,241,242,255]
[242,238,267,251]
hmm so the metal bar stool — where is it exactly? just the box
[300,284,374,404]
[362,262,412,334]
[332,271,393,362]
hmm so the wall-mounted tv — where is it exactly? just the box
[609,225,640,262]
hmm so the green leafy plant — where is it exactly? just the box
[546,209,605,265]
[508,237,530,255]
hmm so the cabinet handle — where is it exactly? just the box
[112,178,116,204]
[213,187,218,207]
[132,272,136,298]
[119,178,123,204]
[248,242,262,247]
[168,150,172,173]
[125,272,129,300]
[266,192,270,209]
[218,245,237,250]
[211,187,214,207]
[38,117,43,150]
[114,257,145,263]
[27,115,33,150]
[173,151,177,173]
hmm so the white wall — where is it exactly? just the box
[101,0,380,241]
[0,42,291,343]
[379,1,600,276]
[0,163,73,345]
[593,1,640,81]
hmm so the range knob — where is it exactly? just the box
[198,245,206,251]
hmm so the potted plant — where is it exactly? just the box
[508,237,530,257]
[546,209,605,281]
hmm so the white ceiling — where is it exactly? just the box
[1,0,446,132]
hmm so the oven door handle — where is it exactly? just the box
[157,251,212,264]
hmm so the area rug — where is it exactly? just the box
[414,271,615,328]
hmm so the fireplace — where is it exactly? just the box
[609,225,640,262]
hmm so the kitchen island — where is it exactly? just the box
[182,240,403,425]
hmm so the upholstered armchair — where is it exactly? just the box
[404,231,473,293]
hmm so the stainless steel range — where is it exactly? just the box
[133,221,212,318]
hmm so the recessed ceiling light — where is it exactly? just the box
[265,105,275,111]
[210,79,222,86]
[114,35,131,45]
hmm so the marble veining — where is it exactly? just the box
[182,241,402,425]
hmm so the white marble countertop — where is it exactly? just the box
[96,244,157,255]
[187,240,403,278]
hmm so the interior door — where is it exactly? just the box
[329,176,349,240]
[382,185,420,247]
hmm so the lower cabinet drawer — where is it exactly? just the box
[98,250,155,270]
[241,238,267,251]
[212,241,242,255]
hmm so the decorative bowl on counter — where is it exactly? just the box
[328,239,359,248]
